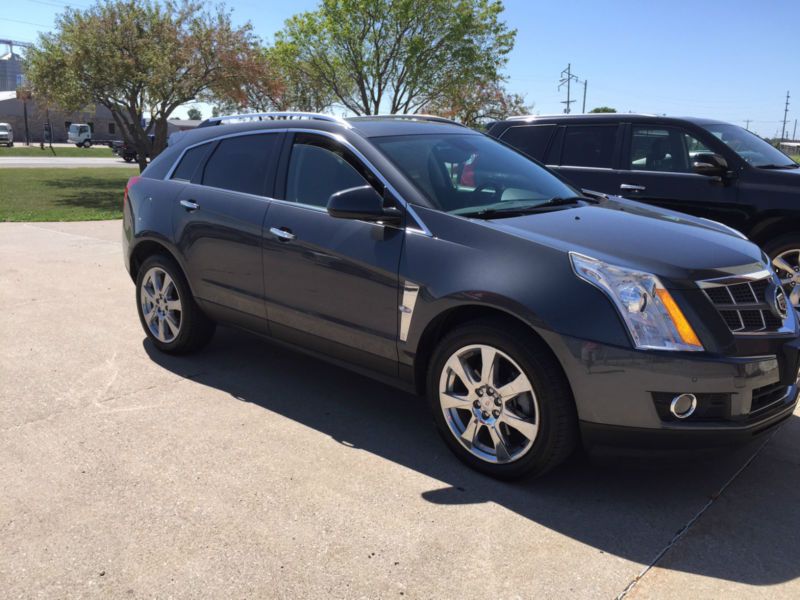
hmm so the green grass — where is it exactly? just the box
[0,145,116,158]
[0,167,137,221]
[792,154,800,164]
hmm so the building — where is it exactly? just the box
[0,91,123,144]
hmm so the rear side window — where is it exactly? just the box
[560,125,617,168]
[171,142,213,182]
[498,125,555,160]
[202,134,279,195]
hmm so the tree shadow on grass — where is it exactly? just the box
[42,177,126,213]
[143,326,800,587]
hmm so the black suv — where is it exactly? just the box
[123,113,800,479]
[487,114,800,308]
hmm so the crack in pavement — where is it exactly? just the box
[614,425,783,599]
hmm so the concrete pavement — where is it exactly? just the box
[1,220,798,599]
[0,156,132,168]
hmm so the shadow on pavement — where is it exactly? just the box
[144,327,800,587]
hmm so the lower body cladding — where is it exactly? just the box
[539,331,800,454]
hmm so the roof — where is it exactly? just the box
[500,113,730,126]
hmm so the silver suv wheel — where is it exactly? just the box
[140,266,182,343]
[438,344,539,464]
[772,249,800,308]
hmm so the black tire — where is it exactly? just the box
[123,155,134,163]
[75,144,82,148]
[427,318,578,480]
[135,254,215,354]
[763,234,800,303]
[82,140,92,148]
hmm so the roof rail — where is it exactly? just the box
[347,114,466,127]
[198,112,350,129]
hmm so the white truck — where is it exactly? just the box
[0,122,13,147]
[67,123,93,147]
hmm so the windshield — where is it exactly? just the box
[701,123,796,168]
[69,124,79,133]
[371,133,578,214]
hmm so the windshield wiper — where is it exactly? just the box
[459,197,588,219]
[756,163,799,169]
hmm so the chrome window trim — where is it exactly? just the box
[163,127,432,237]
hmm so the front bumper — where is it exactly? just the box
[539,330,800,451]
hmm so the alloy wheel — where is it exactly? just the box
[140,266,182,343]
[772,249,800,308]
[439,344,539,464]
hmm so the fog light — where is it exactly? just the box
[670,393,697,419]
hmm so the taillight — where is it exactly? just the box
[124,175,141,208]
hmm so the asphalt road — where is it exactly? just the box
[0,156,132,168]
[1,220,798,599]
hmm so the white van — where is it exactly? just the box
[67,123,92,147]
[0,122,13,147]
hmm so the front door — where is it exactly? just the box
[262,132,404,375]
[616,125,743,229]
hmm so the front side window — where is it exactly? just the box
[284,139,371,208]
[701,122,797,168]
[372,133,576,214]
[560,125,617,168]
[629,127,713,173]
[201,133,279,195]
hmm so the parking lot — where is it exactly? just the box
[1,219,799,599]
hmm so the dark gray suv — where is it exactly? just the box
[123,112,800,479]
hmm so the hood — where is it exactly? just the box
[483,198,766,287]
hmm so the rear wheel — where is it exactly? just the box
[135,254,215,354]
[765,234,800,308]
[427,319,577,479]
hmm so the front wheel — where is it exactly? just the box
[82,140,92,148]
[765,234,800,309]
[135,254,215,354]
[427,319,578,480]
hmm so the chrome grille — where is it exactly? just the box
[699,271,785,334]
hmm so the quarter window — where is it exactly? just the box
[560,125,617,168]
[285,142,371,208]
[202,134,279,195]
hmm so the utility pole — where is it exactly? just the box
[559,64,578,114]
[744,119,752,131]
[581,79,588,113]
[781,90,790,141]
[793,119,797,141]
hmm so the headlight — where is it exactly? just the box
[570,252,703,352]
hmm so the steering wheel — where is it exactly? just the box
[473,179,506,202]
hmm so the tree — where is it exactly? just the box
[186,107,202,121]
[424,80,530,128]
[589,106,617,113]
[215,45,336,115]
[274,0,515,115]
[25,0,261,171]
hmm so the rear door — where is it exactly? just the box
[548,123,625,193]
[617,124,742,227]
[262,132,404,375]
[172,131,283,332]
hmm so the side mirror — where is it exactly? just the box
[691,152,728,176]
[327,185,402,224]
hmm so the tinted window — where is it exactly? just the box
[171,142,214,182]
[285,144,369,207]
[202,134,278,195]
[499,125,555,160]
[561,125,617,168]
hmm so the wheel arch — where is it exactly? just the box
[411,303,570,397]
[748,216,800,250]
[129,238,187,287]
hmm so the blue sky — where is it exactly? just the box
[2,0,798,138]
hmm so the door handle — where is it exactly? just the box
[180,199,199,211]
[269,226,296,242]
[620,183,646,192]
